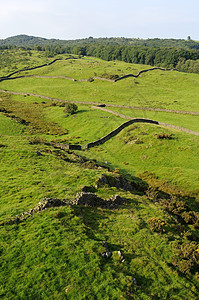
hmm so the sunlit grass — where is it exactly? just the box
[0,50,199,299]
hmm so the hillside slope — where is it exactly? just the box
[0,50,199,299]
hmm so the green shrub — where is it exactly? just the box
[156,133,174,139]
[171,240,199,274]
[63,103,78,115]
[148,217,167,232]
[101,73,120,80]
[146,186,159,201]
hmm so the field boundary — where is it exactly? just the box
[0,57,176,83]
[85,118,159,149]
[1,89,199,116]
[92,106,199,136]
[0,56,78,82]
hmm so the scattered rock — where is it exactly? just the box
[102,241,108,249]
[35,151,43,156]
[101,241,112,258]
[81,185,96,193]
[65,286,72,294]
[71,192,105,207]
[95,174,148,193]
[1,197,68,225]
[102,251,112,258]
[132,277,141,289]
[1,192,125,226]
[112,250,125,262]
[71,192,125,209]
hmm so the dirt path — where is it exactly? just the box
[0,89,199,147]
[1,88,199,117]
[106,104,199,116]
[92,106,199,137]
[0,88,198,137]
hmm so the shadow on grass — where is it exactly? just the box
[76,109,89,114]
[72,206,111,241]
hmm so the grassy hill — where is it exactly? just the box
[0,49,199,299]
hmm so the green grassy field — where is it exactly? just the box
[0,49,199,299]
[1,53,199,112]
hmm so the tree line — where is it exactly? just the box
[66,44,199,74]
[1,37,199,75]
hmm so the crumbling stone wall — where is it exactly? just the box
[1,192,125,225]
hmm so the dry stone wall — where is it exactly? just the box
[85,118,159,149]
[1,193,125,225]
[115,67,174,81]
[0,57,78,82]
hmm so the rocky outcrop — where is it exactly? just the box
[0,197,68,225]
[1,193,125,226]
[33,197,67,211]
[70,192,124,209]
[70,192,105,207]
[95,174,148,193]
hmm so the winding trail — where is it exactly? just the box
[91,106,199,137]
[0,89,198,145]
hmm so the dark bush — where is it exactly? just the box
[146,186,158,201]
[101,73,120,80]
[28,136,47,145]
[171,240,199,274]
[148,217,167,232]
[156,133,174,139]
[63,103,78,115]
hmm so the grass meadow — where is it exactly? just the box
[0,49,199,299]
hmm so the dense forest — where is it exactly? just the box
[1,34,199,74]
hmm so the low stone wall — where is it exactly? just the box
[85,118,159,149]
[71,192,124,209]
[0,57,77,82]
[0,63,174,84]
[50,142,82,150]
[115,67,173,82]
[92,76,115,82]
[1,193,125,225]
